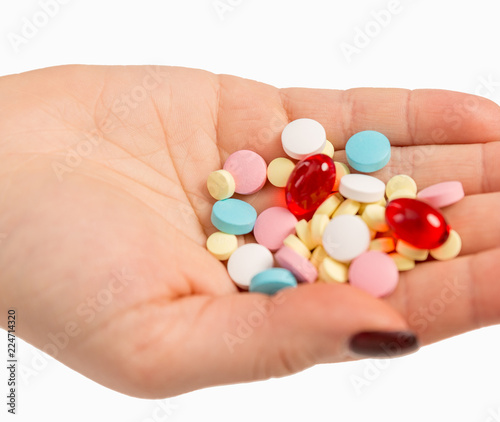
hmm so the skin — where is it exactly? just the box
[0,65,499,398]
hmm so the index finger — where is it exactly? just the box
[278,88,500,149]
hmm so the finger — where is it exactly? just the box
[441,193,500,255]
[109,284,414,398]
[278,88,500,149]
[334,141,500,196]
[216,83,498,163]
[386,247,500,345]
[239,169,500,257]
[241,190,500,261]
[232,140,500,216]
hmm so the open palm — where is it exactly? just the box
[0,65,499,398]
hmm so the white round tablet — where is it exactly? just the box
[322,215,370,263]
[339,174,386,203]
[281,118,327,160]
[227,243,274,289]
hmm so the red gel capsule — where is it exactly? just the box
[285,154,336,220]
[385,198,450,249]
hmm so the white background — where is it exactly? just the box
[1,0,500,421]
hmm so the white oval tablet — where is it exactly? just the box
[339,174,386,203]
[227,243,274,289]
[322,215,370,263]
[281,118,327,160]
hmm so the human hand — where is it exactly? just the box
[0,65,498,398]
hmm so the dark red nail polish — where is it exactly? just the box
[349,331,419,358]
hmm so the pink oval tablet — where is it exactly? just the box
[275,246,318,283]
[349,251,399,298]
[417,181,464,208]
[254,207,298,251]
[223,150,267,195]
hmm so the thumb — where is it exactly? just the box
[137,283,418,398]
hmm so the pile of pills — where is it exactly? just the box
[206,118,464,297]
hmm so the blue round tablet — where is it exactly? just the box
[250,268,297,295]
[211,198,257,235]
[345,130,391,173]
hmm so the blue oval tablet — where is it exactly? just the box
[345,130,391,173]
[211,198,257,235]
[250,268,297,295]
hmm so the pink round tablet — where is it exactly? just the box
[223,150,267,195]
[254,207,298,251]
[417,181,464,208]
[275,246,318,284]
[349,251,399,298]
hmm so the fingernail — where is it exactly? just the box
[349,331,420,358]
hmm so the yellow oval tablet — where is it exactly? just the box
[333,192,344,202]
[310,213,330,247]
[321,140,335,158]
[362,204,389,232]
[430,230,462,260]
[332,198,360,217]
[396,240,429,261]
[310,245,328,269]
[386,175,417,198]
[267,157,295,188]
[295,219,315,250]
[358,198,387,214]
[333,162,350,191]
[369,237,396,253]
[283,234,311,259]
[207,169,235,200]
[206,231,238,260]
[388,189,417,201]
[336,162,350,174]
[389,253,416,271]
[319,257,348,283]
[315,194,342,217]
